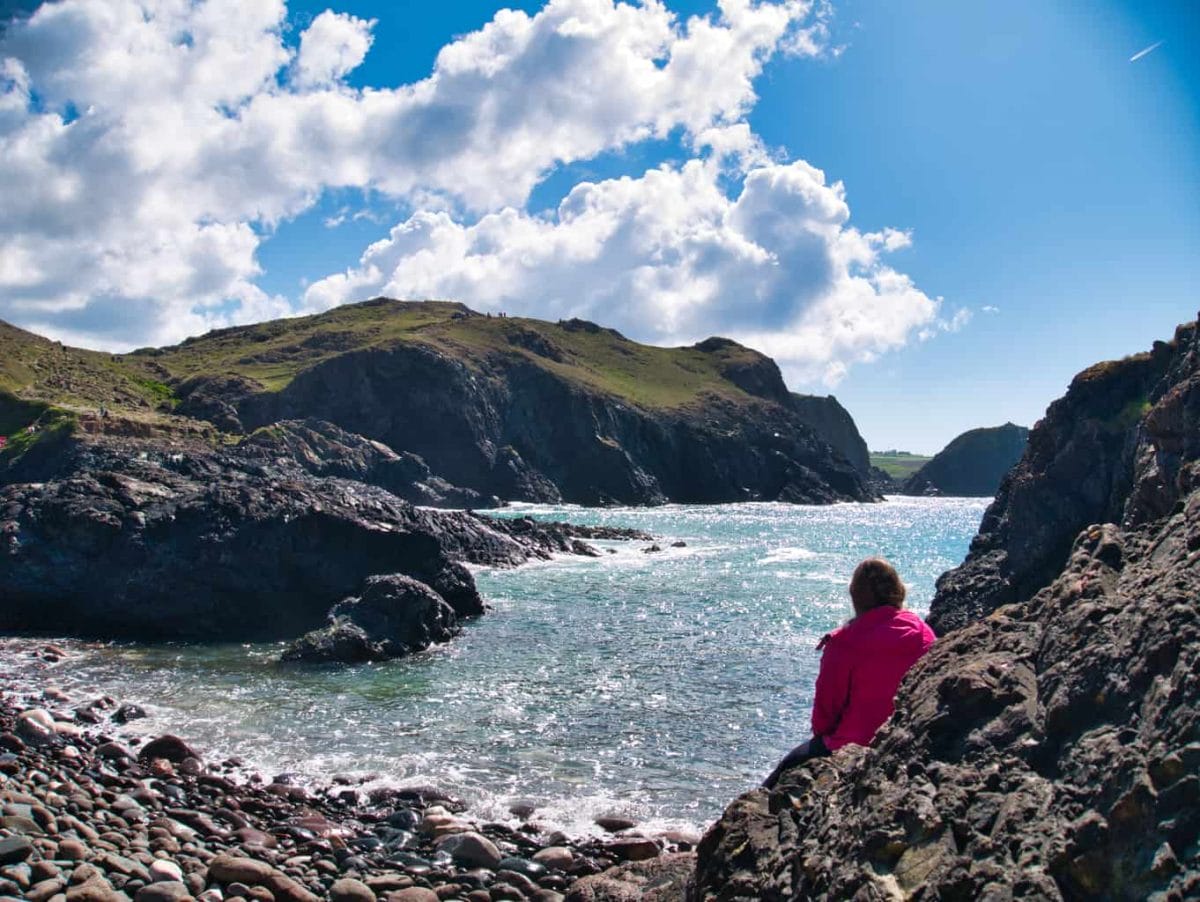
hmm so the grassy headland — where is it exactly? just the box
[869,451,932,480]
[2,299,778,419]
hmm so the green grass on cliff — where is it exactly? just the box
[0,398,78,463]
[870,452,933,480]
[2,299,776,414]
[0,321,179,412]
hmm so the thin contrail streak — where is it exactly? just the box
[1129,40,1164,63]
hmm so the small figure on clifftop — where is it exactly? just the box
[762,557,935,789]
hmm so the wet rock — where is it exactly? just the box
[113,705,147,725]
[137,737,199,765]
[96,742,134,762]
[434,832,502,870]
[507,800,538,820]
[15,709,56,744]
[282,575,460,665]
[497,857,546,880]
[605,838,659,863]
[593,817,635,834]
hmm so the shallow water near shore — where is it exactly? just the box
[1,496,986,836]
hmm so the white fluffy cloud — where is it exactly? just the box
[305,156,947,385]
[0,0,826,347]
[0,0,954,386]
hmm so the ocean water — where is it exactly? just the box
[1,496,987,835]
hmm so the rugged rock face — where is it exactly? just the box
[928,340,1174,635]
[239,418,498,509]
[691,316,1200,900]
[238,339,871,507]
[901,423,1029,498]
[0,424,626,643]
[789,394,871,476]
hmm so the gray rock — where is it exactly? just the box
[433,832,502,869]
[0,837,33,866]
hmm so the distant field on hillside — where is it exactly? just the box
[870,452,932,480]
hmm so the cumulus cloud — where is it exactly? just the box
[293,10,375,88]
[0,0,826,348]
[0,0,958,387]
[305,157,948,385]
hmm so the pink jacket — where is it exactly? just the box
[812,606,935,750]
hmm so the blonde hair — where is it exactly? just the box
[850,557,907,612]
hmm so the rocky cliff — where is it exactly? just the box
[788,393,871,476]
[902,422,1029,498]
[1,300,876,507]
[690,315,1200,900]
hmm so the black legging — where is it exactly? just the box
[762,735,830,789]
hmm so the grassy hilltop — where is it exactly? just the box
[1,298,780,428]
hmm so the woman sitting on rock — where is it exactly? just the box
[762,557,936,789]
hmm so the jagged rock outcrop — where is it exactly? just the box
[691,315,1200,901]
[0,427,627,643]
[239,418,498,509]
[902,422,1029,498]
[789,393,871,475]
[928,342,1174,635]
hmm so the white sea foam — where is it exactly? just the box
[759,546,820,564]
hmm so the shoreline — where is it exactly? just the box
[0,642,699,902]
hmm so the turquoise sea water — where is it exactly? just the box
[1,496,987,834]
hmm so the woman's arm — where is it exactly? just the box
[811,639,852,739]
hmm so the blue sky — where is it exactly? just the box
[0,0,1196,453]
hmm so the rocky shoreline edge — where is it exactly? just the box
[0,655,699,902]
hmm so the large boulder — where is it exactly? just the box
[282,575,459,664]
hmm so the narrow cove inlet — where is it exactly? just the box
[0,497,986,836]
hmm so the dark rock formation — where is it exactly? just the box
[929,343,1173,635]
[902,422,1029,498]
[282,575,460,664]
[238,418,498,509]
[691,315,1200,900]
[868,465,900,495]
[789,394,871,476]
[0,428,617,643]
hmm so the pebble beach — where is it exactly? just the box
[0,644,697,902]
